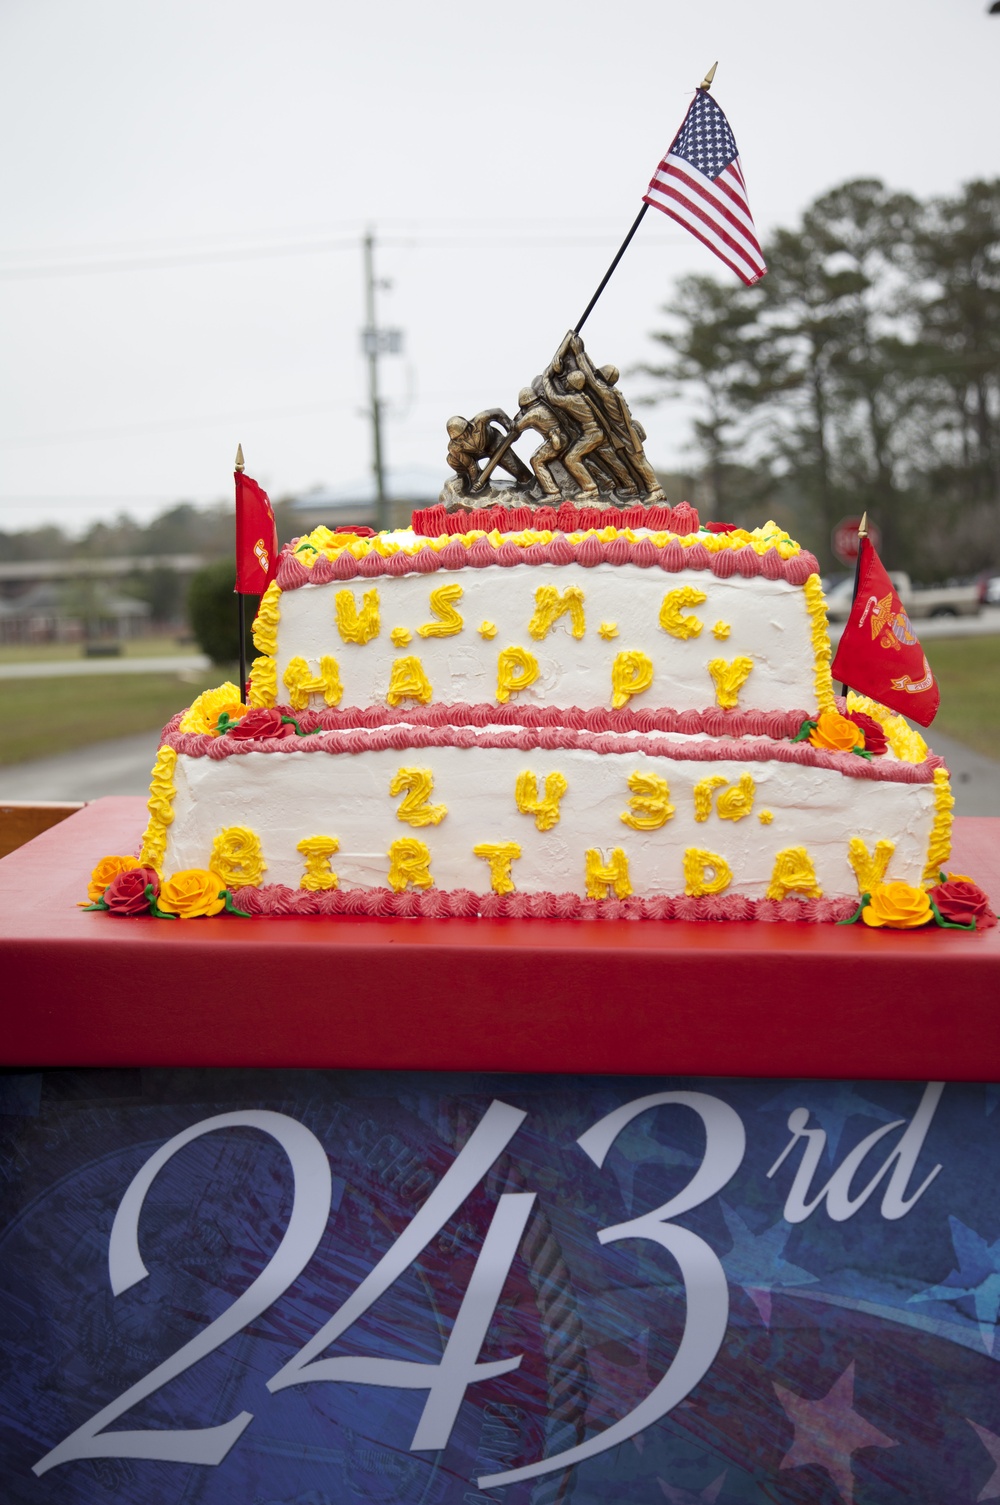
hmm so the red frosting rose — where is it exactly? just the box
[104,866,159,916]
[845,710,888,755]
[705,521,738,533]
[930,879,997,929]
[226,708,296,740]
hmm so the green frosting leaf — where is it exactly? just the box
[837,893,871,925]
[791,719,817,743]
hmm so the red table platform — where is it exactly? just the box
[2,796,997,1080]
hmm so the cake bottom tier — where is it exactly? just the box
[146,718,951,918]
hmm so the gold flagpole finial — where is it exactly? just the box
[858,511,869,539]
[235,443,245,473]
[699,62,718,91]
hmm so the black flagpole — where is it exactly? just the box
[573,62,717,335]
[839,511,869,699]
[574,205,649,335]
[235,443,247,700]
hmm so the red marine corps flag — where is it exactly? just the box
[234,446,278,593]
[831,534,940,727]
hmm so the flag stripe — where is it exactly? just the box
[642,196,758,285]
[645,173,766,282]
[655,156,760,251]
[645,176,766,281]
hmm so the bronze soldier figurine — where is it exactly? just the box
[442,333,666,508]
[512,387,565,498]
[445,409,532,494]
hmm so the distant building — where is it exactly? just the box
[289,465,442,534]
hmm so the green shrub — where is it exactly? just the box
[187,559,259,666]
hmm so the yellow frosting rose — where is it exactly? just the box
[809,709,864,754]
[862,881,933,929]
[178,683,248,736]
[86,854,141,903]
[157,869,228,919]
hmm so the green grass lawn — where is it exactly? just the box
[0,669,222,765]
[0,635,200,664]
[927,635,1000,760]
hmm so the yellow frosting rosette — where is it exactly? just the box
[809,709,864,755]
[157,869,228,919]
[85,854,142,903]
[862,881,933,929]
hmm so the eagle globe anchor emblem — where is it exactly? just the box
[864,591,918,652]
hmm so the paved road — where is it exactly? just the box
[828,607,1000,644]
[0,654,210,679]
[0,729,164,801]
[1,721,997,814]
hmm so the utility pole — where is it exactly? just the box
[362,230,388,533]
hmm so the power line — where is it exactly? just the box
[0,232,684,280]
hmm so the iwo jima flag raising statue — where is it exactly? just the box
[440,64,766,515]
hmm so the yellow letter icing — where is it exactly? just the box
[387,837,434,892]
[683,848,733,896]
[847,836,895,895]
[528,584,585,641]
[335,588,380,645]
[712,621,731,641]
[283,656,343,710]
[390,767,447,827]
[585,847,632,900]
[478,621,498,639]
[418,583,464,638]
[707,655,754,709]
[390,627,412,646]
[716,774,756,822]
[210,826,266,888]
[621,771,674,830]
[473,842,521,895]
[693,774,729,822]
[659,586,707,640]
[611,650,654,709]
[386,655,433,706]
[515,771,568,831]
[497,646,540,704]
[297,835,340,891]
[766,847,823,901]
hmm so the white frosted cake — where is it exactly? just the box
[135,504,954,921]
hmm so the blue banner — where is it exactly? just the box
[1,1069,998,1504]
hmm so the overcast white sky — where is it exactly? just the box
[1,0,997,534]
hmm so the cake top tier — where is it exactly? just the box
[245,517,833,722]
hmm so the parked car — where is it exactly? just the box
[978,573,1000,606]
[824,572,982,622]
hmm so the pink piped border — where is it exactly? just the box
[228,883,858,923]
[275,534,820,592]
[163,708,943,785]
[411,500,700,537]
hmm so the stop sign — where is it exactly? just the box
[832,516,882,567]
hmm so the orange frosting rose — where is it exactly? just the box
[86,854,142,903]
[157,869,227,919]
[809,709,864,755]
[862,881,933,929]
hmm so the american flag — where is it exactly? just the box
[644,89,767,286]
